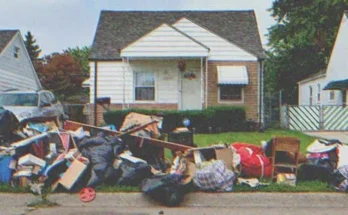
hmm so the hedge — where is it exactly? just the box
[103,106,246,133]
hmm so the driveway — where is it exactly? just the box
[304,131,348,144]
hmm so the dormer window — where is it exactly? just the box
[14,46,20,58]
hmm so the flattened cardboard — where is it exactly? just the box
[59,159,87,190]
[214,148,234,171]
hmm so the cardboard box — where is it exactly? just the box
[18,177,31,187]
[18,154,46,167]
[214,148,234,171]
[59,159,87,190]
[32,165,41,175]
[276,173,296,186]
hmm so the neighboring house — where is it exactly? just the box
[298,11,348,106]
[88,10,266,125]
[0,30,41,92]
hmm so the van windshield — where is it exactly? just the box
[0,93,39,106]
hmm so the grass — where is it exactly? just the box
[193,129,316,153]
[27,199,59,208]
[234,181,334,192]
[0,183,30,193]
[96,185,140,192]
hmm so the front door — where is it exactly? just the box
[181,70,202,110]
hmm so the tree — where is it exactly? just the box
[36,53,84,100]
[65,46,91,79]
[24,31,41,64]
[266,0,348,104]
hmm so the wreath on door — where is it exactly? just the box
[178,59,186,72]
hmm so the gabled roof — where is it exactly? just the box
[298,70,326,84]
[0,30,18,54]
[121,23,209,58]
[90,10,266,60]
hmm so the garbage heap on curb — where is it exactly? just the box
[1,110,348,207]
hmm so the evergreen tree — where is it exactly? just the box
[24,31,42,63]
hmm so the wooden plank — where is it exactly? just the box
[64,120,194,152]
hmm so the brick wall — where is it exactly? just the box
[206,61,260,121]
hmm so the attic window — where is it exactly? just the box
[14,46,20,58]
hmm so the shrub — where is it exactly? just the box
[103,106,246,133]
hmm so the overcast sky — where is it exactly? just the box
[0,0,276,56]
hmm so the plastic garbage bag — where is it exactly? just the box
[79,132,125,187]
[140,174,187,207]
[117,160,152,186]
[0,109,19,144]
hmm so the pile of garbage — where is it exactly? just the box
[1,109,348,206]
[297,138,348,191]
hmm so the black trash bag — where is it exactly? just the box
[79,132,124,187]
[297,164,333,182]
[117,160,152,186]
[328,166,348,192]
[140,174,187,207]
[0,109,19,145]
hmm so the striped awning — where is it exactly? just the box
[217,66,248,85]
[323,79,348,90]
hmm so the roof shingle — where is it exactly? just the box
[0,30,18,54]
[90,10,266,60]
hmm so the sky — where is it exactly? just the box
[0,0,276,56]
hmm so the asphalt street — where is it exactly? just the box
[2,192,348,215]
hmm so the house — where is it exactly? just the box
[0,30,41,92]
[298,11,348,106]
[88,10,266,125]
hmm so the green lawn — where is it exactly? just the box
[194,129,316,153]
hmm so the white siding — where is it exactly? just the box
[130,60,181,103]
[173,18,257,61]
[298,77,342,105]
[0,33,41,91]
[90,59,203,108]
[326,14,348,81]
[121,24,209,58]
[89,61,133,104]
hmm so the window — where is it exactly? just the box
[135,72,155,101]
[219,85,243,101]
[329,91,335,100]
[309,86,313,105]
[317,84,321,102]
[14,46,20,58]
[39,92,50,105]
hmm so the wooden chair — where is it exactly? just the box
[270,136,301,181]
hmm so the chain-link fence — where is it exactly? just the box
[263,91,282,129]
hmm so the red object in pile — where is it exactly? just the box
[232,142,272,178]
[79,187,96,202]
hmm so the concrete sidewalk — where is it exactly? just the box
[2,192,348,215]
[304,131,348,144]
